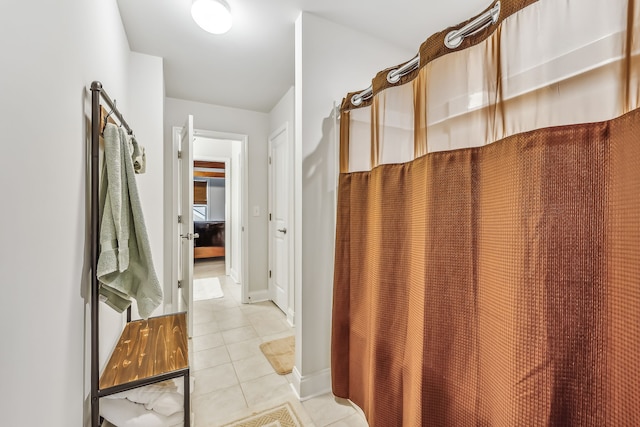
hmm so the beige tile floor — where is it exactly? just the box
[191,259,368,427]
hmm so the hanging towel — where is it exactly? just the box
[97,124,131,277]
[130,135,146,174]
[97,123,162,318]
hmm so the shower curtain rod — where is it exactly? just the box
[351,1,501,107]
[351,56,419,106]
[90,81,133,135]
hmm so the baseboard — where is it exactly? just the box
[247,289,270,303]
[291,367,331,401]
[286,308,295,327]
[229,268,240,284]
[163,302,174,315]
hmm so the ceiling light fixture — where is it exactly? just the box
[191,0,233,35]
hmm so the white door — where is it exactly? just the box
[269,124,290,315]
[179,115,195,337]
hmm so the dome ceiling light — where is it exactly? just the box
[191,0,233,35]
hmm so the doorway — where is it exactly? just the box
[193,158,230,276]
[170,123,249,337]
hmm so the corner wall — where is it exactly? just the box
[293,12,413,398]
[270,86,295,132]
[128,52,166,319]
[0,1,165,425]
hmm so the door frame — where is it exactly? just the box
[169,127,249,312]
[268,122,295,326]
[177,116,195,336]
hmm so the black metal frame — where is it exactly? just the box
[90,81,190,427]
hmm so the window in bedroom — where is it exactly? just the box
[193,205,207,221]
[194,180,208,220]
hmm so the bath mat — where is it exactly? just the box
[259,336,294,375]
[221,401,303,427]
[193,277,224,301]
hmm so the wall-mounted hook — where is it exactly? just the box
[102,99,117,133]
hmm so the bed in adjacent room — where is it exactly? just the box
[194,221,225,258]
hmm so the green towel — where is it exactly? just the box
[130,136,146,174]
[97,123,162,318]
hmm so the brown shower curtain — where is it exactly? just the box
[331,0,640,426]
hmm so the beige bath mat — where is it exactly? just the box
[221,401,303,427]
[259,336,294,375]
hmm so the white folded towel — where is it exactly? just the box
[103,377,194,417]
[100,398,183,427]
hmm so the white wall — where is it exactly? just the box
[193,138,230,224]
[293,12,414,398]
[164,97,270,295]
[0,1,164,426]
[270,86,295,132]
[128,52,165,319]
[207,178,226,221]
[194,136,234,157]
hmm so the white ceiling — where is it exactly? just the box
[117,0,492,112]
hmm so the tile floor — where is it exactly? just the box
[191,259,368,427]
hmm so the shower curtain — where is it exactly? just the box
[331,0,640,426]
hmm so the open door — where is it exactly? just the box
[179,115,195,337]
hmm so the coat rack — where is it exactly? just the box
[90,81,190,427]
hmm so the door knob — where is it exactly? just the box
[180,232,199,240]
[277,228,287,234]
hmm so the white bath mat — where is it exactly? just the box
[193,277,224,301]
